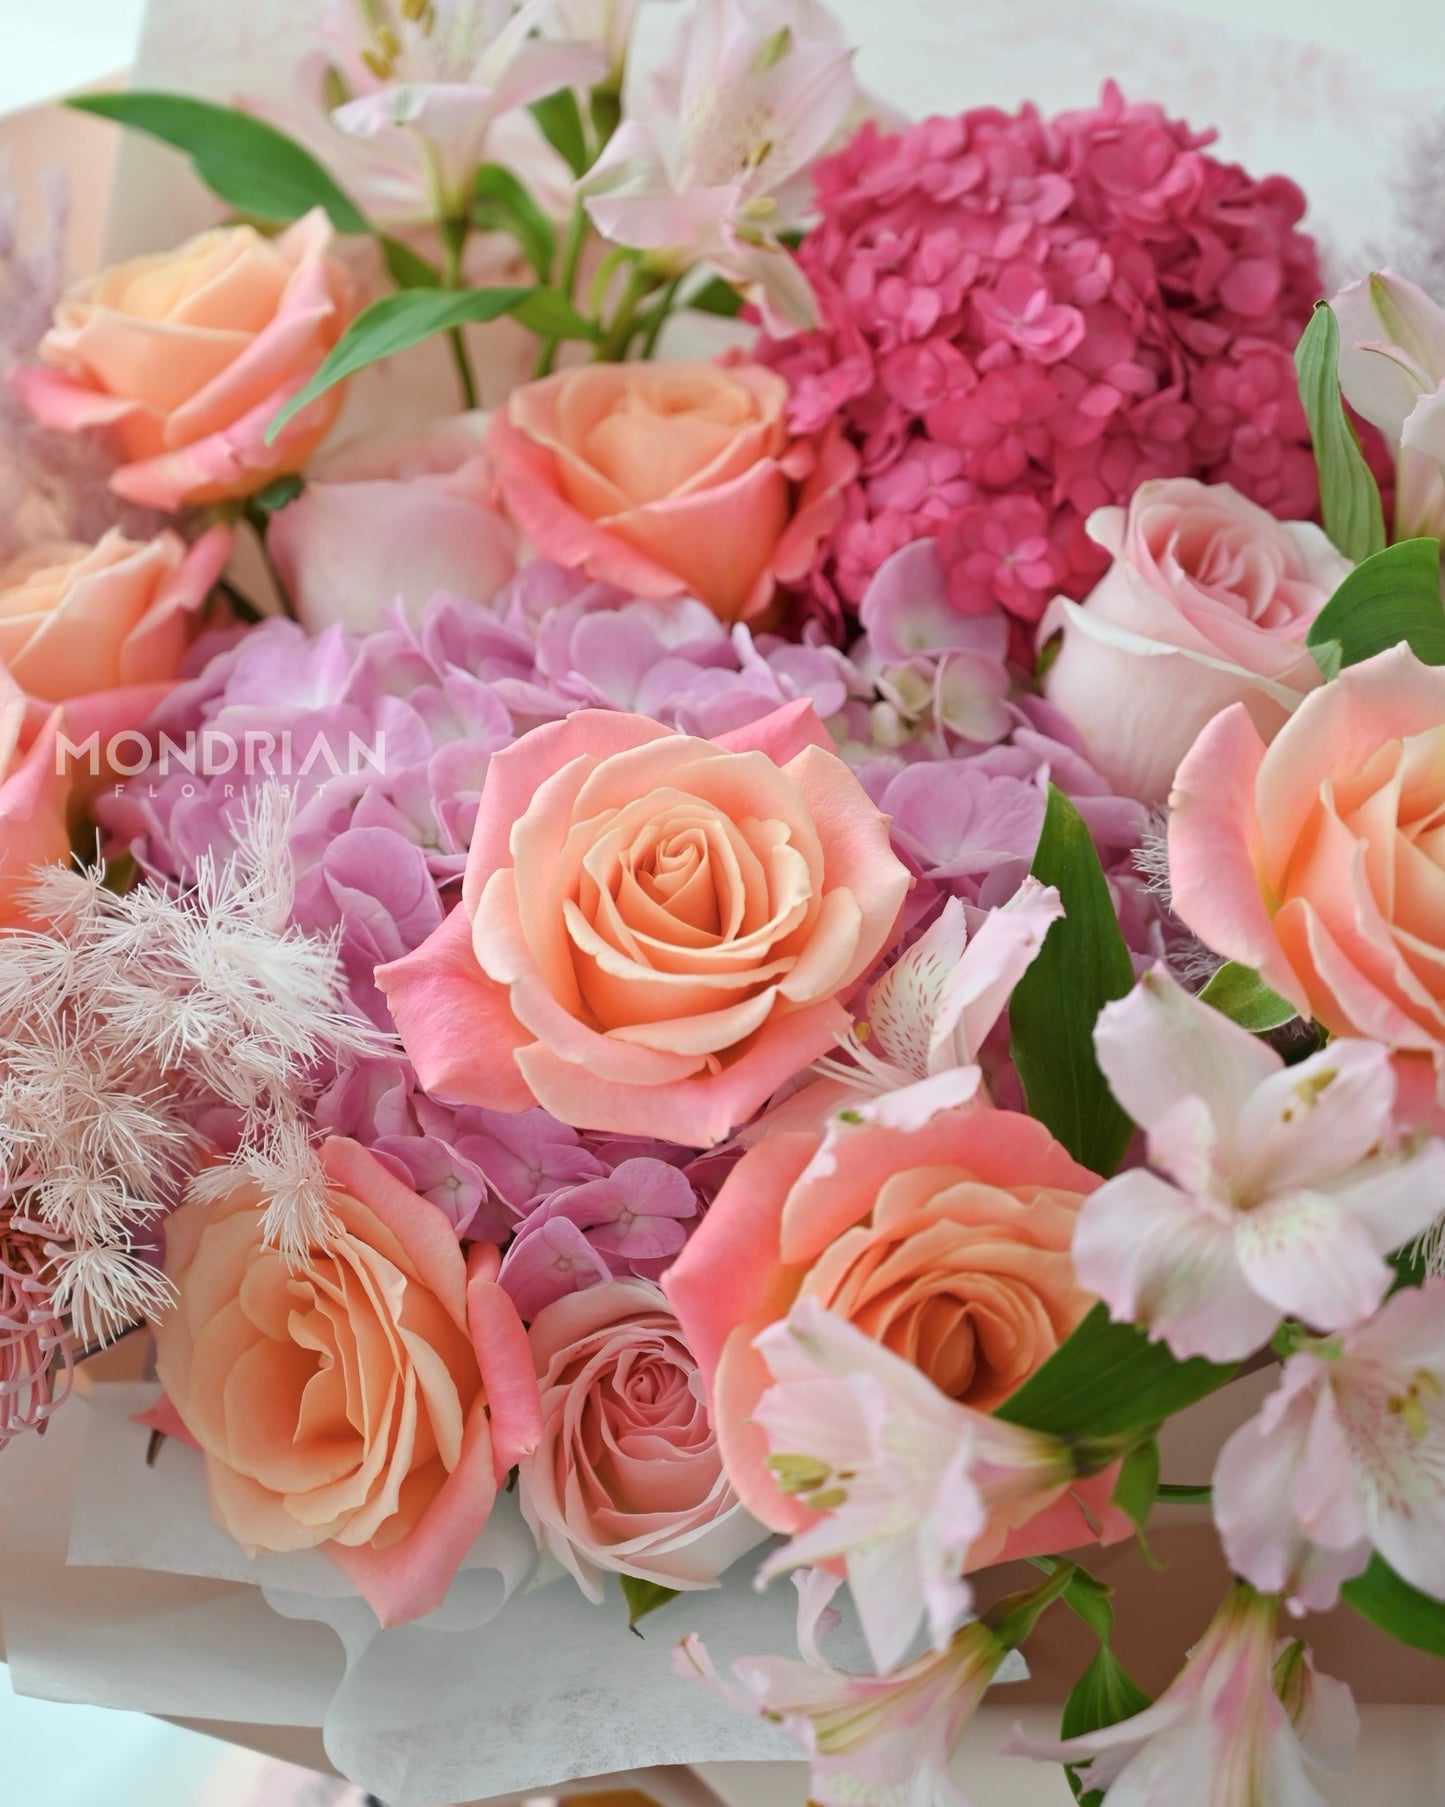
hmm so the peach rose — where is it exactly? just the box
[663,1104,1129,1566]
[0,526,229,746]
[14,211,357,511]
[1169,645,1445,1061]
[377,701,910,1146]
[1043,479,1349,804]
[487,360,856,623]
[516,1278,764,1601]
[267,413,518,632]
[150,1137,542,1626]
[0,668,71,923]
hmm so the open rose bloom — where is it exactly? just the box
[2,8,1443,1805]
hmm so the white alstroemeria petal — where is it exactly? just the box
[930,880,1062,1073]
[1233,1039,1398,1198]
[1232,1190,1393,1332]
[864,897,970,1078]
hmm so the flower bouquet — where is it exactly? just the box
[1,0,1444,1802]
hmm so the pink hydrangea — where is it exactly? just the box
[758,83,1325,626]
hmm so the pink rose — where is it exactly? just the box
[0,669,71,923]
[663,1104,1128,1569]
[487,360,856,623]
[14,212,357,511]
[377,701,910,1145]
[1169,646,1445,1057]
[1043,479,1349,803]
[516,1278,763,1600]
[0,526,229,747]
[149,1137,542,1626]
[267,414,518,632]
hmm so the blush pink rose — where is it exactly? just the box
[13,211,357,511]
[0,525,229,747]
[0,668,71,924]
[487,360,857,624]
[1169,645,1445,1060]
[149,1136,542,1627]
[663,1104,1129,1568]
[1043,479,1349,803]
[516,1277,764,1601]
[376,700,910,1146]
[267,413,518,632]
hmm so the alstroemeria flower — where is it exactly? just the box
[1332,269,1445,540]
[1008,1585,1357,1806]
[330,0,607,215]
[1075,966,1445,1361]
[749,1300,1089,1674]
[579,0,860,329]
[676,1567,1024,1807]
[811,884,1064,1130]
[1214,1279,1445,1612]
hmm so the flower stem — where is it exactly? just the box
[534,203,590,379]
[598,264,656,362]
[439,215,479,410]
[637,273,684,359]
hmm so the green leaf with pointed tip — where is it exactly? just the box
[1198,961,1299,1033]
[619,1575,679,1631]
[530,88,590,177]
[1341,1553,1445,1655]
[1305,537,1445,671]
[69,93,369,234]
[1060,1646,1153,1804]
[266,286,595,440]
[1294,301,1387,564]
[1112,1438,1159,1533]
[995,1305,1235,1439]
[1009,785,1136,1177]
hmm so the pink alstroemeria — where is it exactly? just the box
[1075,966,1445,1361]
[811,884,1064,1131]
[579,0,860,329]
[1008,1584,1358,1807]
[1214,1279,1445,1612]
[750,1300,1085,1674]
[330,0,607,216]
[675,1567,1024,1807]
[1332,270,1445,540]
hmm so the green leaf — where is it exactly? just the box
[378,235,440,290]
[688,277,746,318]
[1198,961,1299,1033]
[473,163,557,282]
[1388,1236,1428,1296]
[619,1574,679,1632]
[1156,1481,1213,1505]
[529,88,590,178]
[69,93,368,235]
[1112,1438,1159,1533]
[1060,1647,1153,1805]
[1342,1553,1445,1655]
[1294,301,1387,564]
[267,286,589,440]
[1009,785,1136,1177]
[1305,537,1445,671]
[995,1305,1235,1439]
[1058,1567,1116,1644]
[248,473,304,515]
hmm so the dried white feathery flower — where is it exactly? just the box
[0,789,386,1338]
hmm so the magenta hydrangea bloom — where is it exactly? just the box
[757,83,1324,625]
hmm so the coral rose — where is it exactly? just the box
[267,413,517,632]
[0,526,229,746]
[0,668,71,924]
[1043,479,1348,803]
[150,1137,541,1626]
[487,360,856,623]
[376,700,910,1146]
[1168,645,1445,1058]
[516,1278,763,1601]
[14,211,357,510]
[663,1103,1125,1565]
